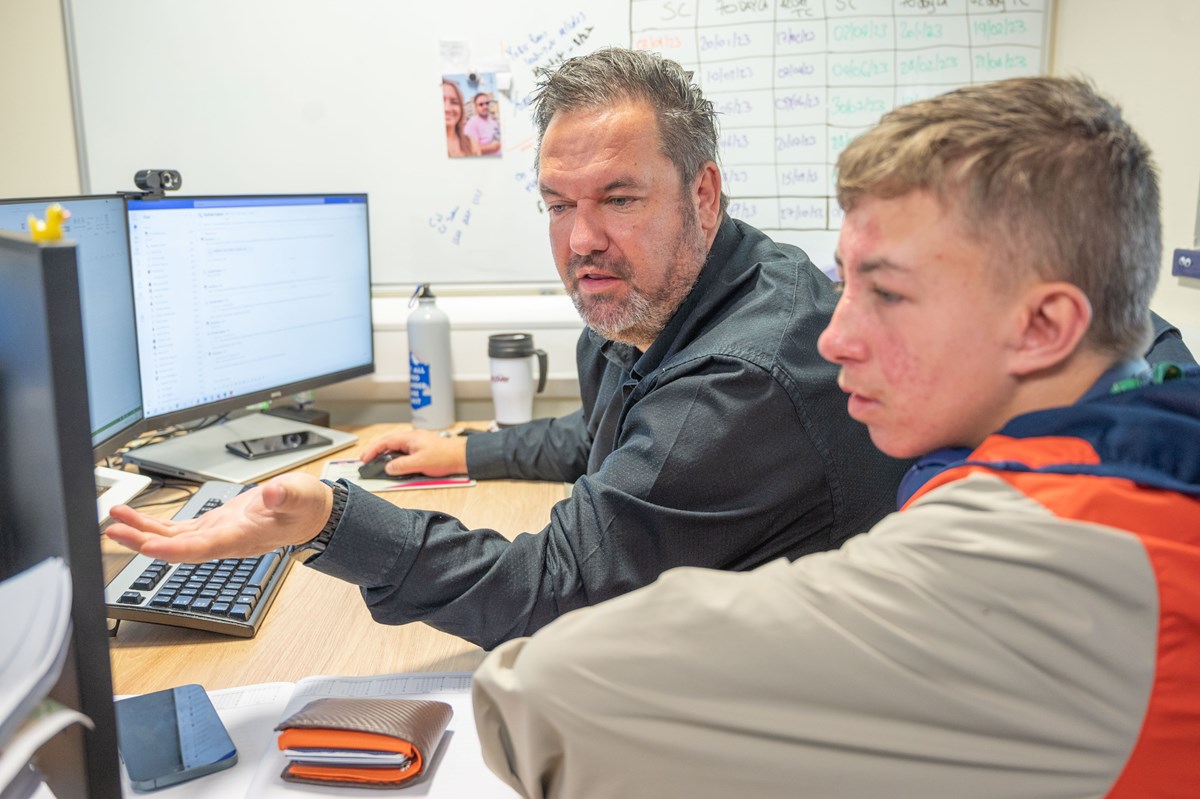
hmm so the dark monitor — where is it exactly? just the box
[0,195,144,462]
[124,194,374,429]
[0,232,121,798]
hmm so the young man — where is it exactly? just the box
[107,50,907,649]
[471,77,1200,797]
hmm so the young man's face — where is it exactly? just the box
[818,191,1024,459]
[538,101,717,350]
[475,96,492,118]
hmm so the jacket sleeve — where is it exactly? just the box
[464,409,592,483]
[310,355,827,650]
[472,474,1161,798]
[465,329,607,484]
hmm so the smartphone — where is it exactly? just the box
[224,430,333,460]
[115,683,238,791]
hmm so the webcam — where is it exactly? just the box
[133,169,182,195]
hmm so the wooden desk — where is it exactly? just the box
[104,423,568,696]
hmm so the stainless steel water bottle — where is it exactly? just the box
[407,284,455,429]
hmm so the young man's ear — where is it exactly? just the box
[1007,282,1093,376]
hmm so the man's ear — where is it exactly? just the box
[1007,281,1093,376]
[692,162,722,240]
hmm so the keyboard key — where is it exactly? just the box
[246,552,281,590]
[196,498,224,515]
[118,591,143,605]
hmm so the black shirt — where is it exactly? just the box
[314,218,910,649]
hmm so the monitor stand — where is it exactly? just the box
[263,403,331,428]
[95,466,152,525]
[121,412,357,484]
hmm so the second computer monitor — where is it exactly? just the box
[125,194,374,429]
[0,195,143,461]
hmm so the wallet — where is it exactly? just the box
[275,697,453,788]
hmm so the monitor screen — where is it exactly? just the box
[0,196,143,460]
[125,194,374,427]
[0,232,122,798]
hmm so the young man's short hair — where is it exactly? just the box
[837,77,1160,359]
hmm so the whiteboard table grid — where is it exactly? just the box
[629,0,1051,239]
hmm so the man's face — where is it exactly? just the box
[817,191,1023,459]
[538,101,712,350]
[475,96,491,118]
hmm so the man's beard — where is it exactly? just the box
[566,204,708,348]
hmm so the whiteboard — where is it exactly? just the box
[631,0,1053,267]
[65,0,1051,286]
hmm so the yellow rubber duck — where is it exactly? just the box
[28,203,70,242]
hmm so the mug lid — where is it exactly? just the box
[489,332,534,357]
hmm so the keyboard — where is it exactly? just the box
[104,480,294,638]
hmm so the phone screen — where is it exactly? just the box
[115,684,238,791]
[225,430,334,460]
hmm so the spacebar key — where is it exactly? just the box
[245,551,281,591]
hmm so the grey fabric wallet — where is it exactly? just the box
[275,697,453,788]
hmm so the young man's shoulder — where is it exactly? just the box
[905,372,1200,517]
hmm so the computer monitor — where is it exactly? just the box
[125,193,374,428]
[0,196,152,520]
[0,196,144,461]
[0,231,122,798]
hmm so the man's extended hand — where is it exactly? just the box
[104,473,333,563]
[358,429,468,477]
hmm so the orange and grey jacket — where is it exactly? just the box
[474,371,1200,798]
[897,371,1200,797]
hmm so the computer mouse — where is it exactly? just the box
[358,451,401,480]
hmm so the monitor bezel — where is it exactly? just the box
[0,193,147,463]
[0,231,123,798]
[124,192,375,431]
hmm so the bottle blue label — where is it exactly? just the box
[410,354,433,409]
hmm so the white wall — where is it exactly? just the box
[1051,1,1200,346]
[316,292,585,425]
[2,2,1197,425]
[0,1,80,196]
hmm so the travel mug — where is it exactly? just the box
[488,333,548,427]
